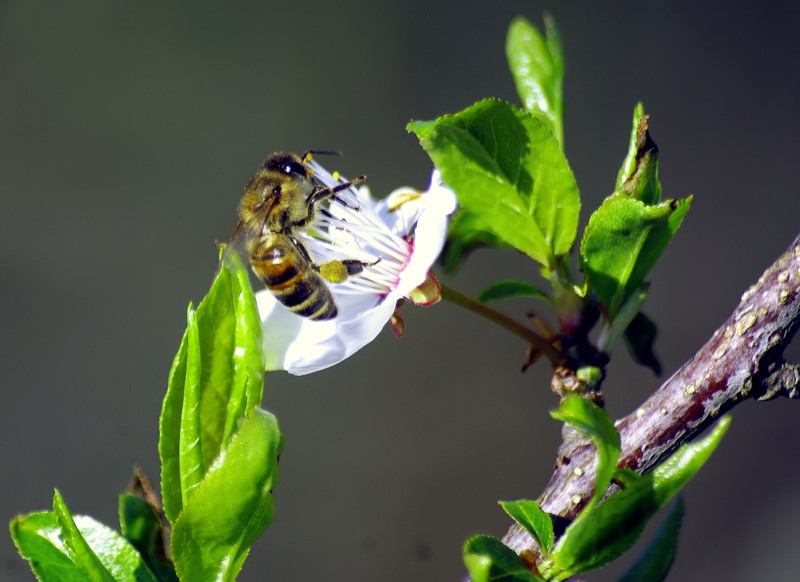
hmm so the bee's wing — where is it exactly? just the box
[221,216,255,268]
[222,175,279,268]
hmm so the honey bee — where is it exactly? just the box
[228,151,372,320]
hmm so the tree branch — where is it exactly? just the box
[501,233,800,558]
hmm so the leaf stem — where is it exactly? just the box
[440,283,565,366]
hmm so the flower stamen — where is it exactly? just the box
[299,161,417,297]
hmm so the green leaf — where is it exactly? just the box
[196,253,265,469]
[177,304,205,513]
[409,98,580,271]
[52,491,116,582]
[649,417,730,504]
[159,306,197,525]
[464,553,493,582]
[499,500,554,554]
[615,103,646,190]
[159,254,278,580]
[506,14,564,145]
[440,209,510,275]
[547,475,658,581]
[71,516,159,582]
[616,107,661,205]
[617,498,684,582]
[583,110,689,319]
[11,492,159,582]
[172,408,283,582]
[550,396,620,515]
[463,536,542,582]
[478,280,549,304]
[118,495,177,582]
[11,511,87,582]
[548,418,729,580]
[118,495,155,554]
[623,311,662,376]
[580,194,691,318]
[159,255,265,524]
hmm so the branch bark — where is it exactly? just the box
[501,233,800,559]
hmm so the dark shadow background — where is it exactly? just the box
[3,1,800,580]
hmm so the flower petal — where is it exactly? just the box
[258,290,394,375]
[257,168,456,375]
[393,171,456,296]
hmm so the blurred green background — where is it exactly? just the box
[2,1,800,580]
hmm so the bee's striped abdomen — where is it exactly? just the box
[251,239,337,320]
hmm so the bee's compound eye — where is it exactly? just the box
[272,185,282,196]
[282,162,306,177]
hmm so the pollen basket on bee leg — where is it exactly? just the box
[319,260,349,283]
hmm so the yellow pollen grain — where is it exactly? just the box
[573,467,584,477]
[319,260,348,283]
[571,495,582,506]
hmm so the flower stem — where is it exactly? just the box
[440,283,565,366]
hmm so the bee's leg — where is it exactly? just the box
[317,258,380,283]
[287,176,367,230]
[291,236,379,284]
[329,193,360,211]
[315,199,362,222]
[291,237,357,282]
[316,261,348,283]
[291,236,317,265]
[307,176,367,209]
[341,258,381,276]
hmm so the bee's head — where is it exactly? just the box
[239,152,315,220]
[262,152,310,180]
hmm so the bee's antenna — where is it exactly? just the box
[302,150,343,163]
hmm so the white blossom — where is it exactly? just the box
[257,162,456,375]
